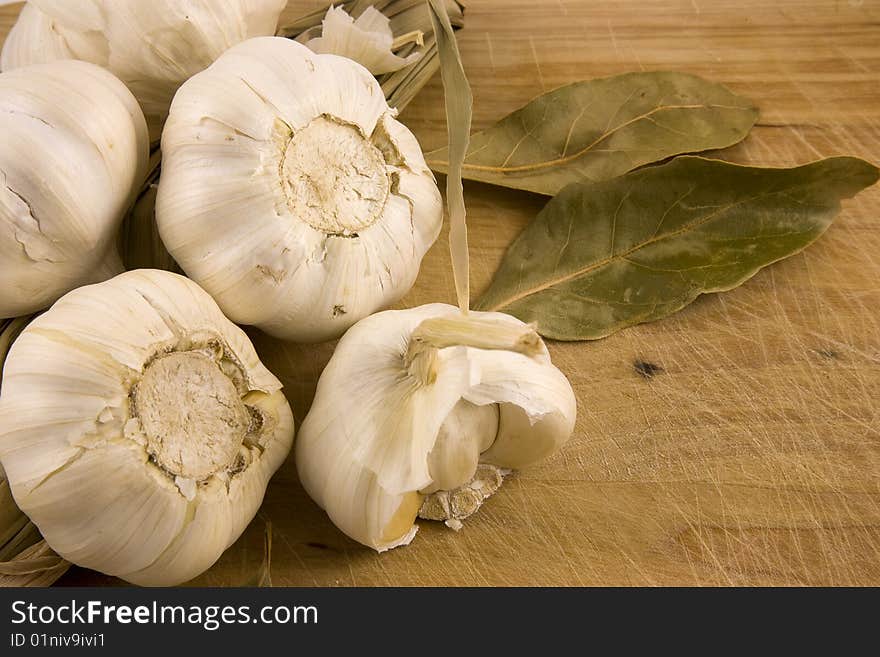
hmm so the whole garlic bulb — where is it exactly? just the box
[296,304,577,551]
[157,37,443,343]
[0,270,294,586]
[0,0,288,140]
[0,60,149,318]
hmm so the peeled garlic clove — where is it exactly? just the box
[157,37,443,343]
[302,6,422,75]
[1,1,288,140]
[0,60,149,318]
[0,270,294,586]
[296,304,576,551]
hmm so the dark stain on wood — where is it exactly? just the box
[634,360,664,379]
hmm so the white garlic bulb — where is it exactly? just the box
[0,270,294,586]
[300,6,423,75]
[1,0,288,140]
[157,37,443,343]
[296,304,576,551]
[0,60,149,318]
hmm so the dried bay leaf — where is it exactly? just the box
[425,72,758,196]
[476,156,879,340]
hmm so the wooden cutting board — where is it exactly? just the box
[2,0,878,586]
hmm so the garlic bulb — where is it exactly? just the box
[300,6,423,75]
[0,60,149,318]
[0,270,294,586]
[296,304,576,551]
[157,37,443,343]
[1,0,288,140]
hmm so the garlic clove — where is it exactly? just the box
[303,6,423,76]
[296,304,576,551]
[157,37,443,343]
[421,400,499,495]
[0,270,294,586]
[308,450,421,553]
[461,340,577,470]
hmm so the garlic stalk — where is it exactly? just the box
[429,0,472,313]
[299,5,423,75]
[0,60,149,319]
[1,0,288,140]
[296,305,577,550]
[0,270,294,586]
[157,37,443,343]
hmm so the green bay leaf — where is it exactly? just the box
[425,71,758,196]
[475,156,879,340]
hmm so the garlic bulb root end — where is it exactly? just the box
[132,351,249,482]
[279,115,389,235]
[418,464,510,527]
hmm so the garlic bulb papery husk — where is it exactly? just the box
[300,6,423,75]
[0,270,294,586]
[157,37,443,344]
[279,1,466,112]
[0,464,70,587]
[0,317,70,587]
[296,304,577,551]
[0,60,149,319]
[0,0,288,141]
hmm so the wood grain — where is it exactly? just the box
[2,0,879,586]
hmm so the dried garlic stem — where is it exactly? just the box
[408,316,542,359]
[392,30,425,50]
[406,315,542,385]
[429,0,473,314]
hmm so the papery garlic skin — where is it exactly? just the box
[157,37,443,343]
[301,6,422,75]
[1,0,287,140]
[0,270,294,586]
[296,304,577,551]
[0,60,149,318]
